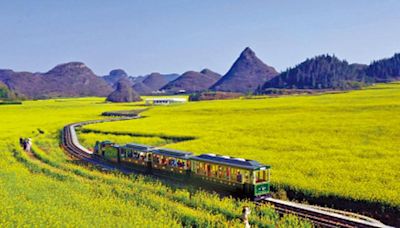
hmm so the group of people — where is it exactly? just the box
[19,137,32,152]
[167,158,186,168]
[153,155,186,168]
[119,150,146,161]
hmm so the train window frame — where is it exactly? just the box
[120,148,126,158]
[193,161,255,184]
[152,154,189,170]
[195,161,206,175]
[147,153,152,162]
[253,168,270,184]
[127,149,133,158]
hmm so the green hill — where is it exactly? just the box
[0,81,19,102]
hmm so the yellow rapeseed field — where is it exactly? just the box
[84,83,400,210]
[0,97,309,226]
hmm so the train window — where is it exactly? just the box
[244,171,249,183]
[196,162,213,175]
[127,150,133,158]
[201,162,206,175]
[226,167,231,180]
[161,156,167,165]
[236,170,243,183]
[255,170,267,183]
[192,161,197,172]
[217,166,229,180]
[120,149,126,158]
[168,158,176,166]
[154,155,189,170]
[212,165,218,177]
[218,166,224,179]
[232,169,249,183]
[163,158,184,168]
[139,152,146,161]
[178,160,185,168]
[197,162,205,175]
[153,154,160,164]
[231,168,236,181]
[206,164,211,177]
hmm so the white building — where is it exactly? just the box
[145,97,187,106]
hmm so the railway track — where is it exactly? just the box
[258,198,390,228]
[61,117,137,173]
[60,116,392,228]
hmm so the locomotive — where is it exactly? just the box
[94,141,271,200]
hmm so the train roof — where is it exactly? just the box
[124,143,154,151]
[151,148,193,159]
[191,154,270,170]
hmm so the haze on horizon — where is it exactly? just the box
[0,0,399,76]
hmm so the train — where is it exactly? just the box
[94,141,271,200]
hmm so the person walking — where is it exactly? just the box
[242,206,251,228]
[25,138,32,152]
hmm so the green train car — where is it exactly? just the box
[94,141,270,200]
[190,154,270,199]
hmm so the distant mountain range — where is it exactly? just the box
[161,69,221,94]
[103,69,130,87]
[131,72,180,95]
[0,48,399,100]
[0,62,112,99]
[101,69,180,95]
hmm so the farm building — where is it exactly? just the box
[145,97,187,106]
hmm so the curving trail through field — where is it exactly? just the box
[59,111,391,228]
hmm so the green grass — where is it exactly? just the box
[83,83,400,209]
[0,97,309,226]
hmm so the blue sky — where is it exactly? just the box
[0,0,399,76]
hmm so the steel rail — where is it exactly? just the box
[258,198,391,228]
